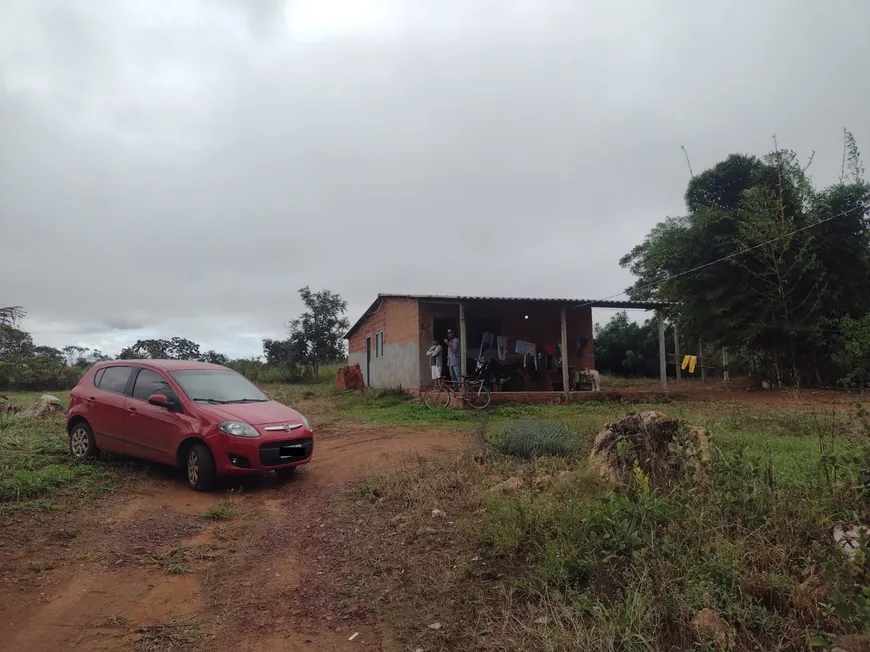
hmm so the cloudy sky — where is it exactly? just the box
[1,0,868,358]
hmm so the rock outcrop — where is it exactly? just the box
[18,395,64,419]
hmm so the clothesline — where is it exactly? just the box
[475,331,590,371]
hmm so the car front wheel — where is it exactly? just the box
[186,443,216,492]
[69,422,99,459]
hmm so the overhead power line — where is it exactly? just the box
[571,200,870,311]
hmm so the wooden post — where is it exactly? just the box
[560,307,570,398]
[673,321,681,383]
[657,309,667,392]
[699,339,706,384]
[722,347,729,383]
[459,302,467,378]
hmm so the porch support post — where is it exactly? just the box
[459,302,467,377]
[657,309,668,392]
[673,321,681,383]
[560,307,570,399]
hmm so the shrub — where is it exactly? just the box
[493,420,580,458]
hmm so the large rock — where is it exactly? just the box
[18,396,64,419]
[589,411,709,487]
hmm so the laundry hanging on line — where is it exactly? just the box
[524,343,537,369]
[477,331,494,363]
[680,355,697,374]
[496,336,507,361]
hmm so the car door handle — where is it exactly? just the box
[128,407,137,415]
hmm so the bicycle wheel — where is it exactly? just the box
[424,387,452,409]
[466,385,491,410]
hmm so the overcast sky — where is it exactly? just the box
[1,0,868,358]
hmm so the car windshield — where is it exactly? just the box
[170,370,268,404]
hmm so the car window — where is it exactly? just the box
[132,368,175,402]
[93,368,105,387]
[170,369,268,404]
[98,366,132,394]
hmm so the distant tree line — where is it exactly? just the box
[0,287,349,391]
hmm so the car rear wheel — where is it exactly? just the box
[69,422,99,459]
[187,443,216,492]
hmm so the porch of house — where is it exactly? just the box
[415,296,671,398]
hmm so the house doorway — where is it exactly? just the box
[365,336,372,386]
[433,317,457,379]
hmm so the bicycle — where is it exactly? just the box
[424,377,491,410]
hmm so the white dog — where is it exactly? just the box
[582,368,600,392]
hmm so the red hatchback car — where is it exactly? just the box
[66,360,314,491]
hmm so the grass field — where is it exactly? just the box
[3,384,870,650]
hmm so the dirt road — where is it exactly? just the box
[0,425,465,652]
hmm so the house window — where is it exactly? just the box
[376,332,384,357]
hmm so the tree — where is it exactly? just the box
[0,306,24,329]
[0,327,33,358]
[287,287,350,382]
[118,337,202,360]
[201,350,230,366]
[620,132,870,386]
[62,345,89,367]
[262,338,301,366]
[833,314,870,387]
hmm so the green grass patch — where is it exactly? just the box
[336,397,870,651]
[0,400,118,509]
[202,502,239,521]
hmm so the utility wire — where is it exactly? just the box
[570,200,870,311]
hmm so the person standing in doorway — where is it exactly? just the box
[445,329,461,388]
[426,338,443,387]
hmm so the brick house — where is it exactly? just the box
[345,294,668,395]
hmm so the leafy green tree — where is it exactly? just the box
[0,327,33,358]
[833,315,870,387]
[594,311,678,377]
[118,337,202,360]
[201,350,230,365]
[287,287,350,382]
[62,345,89,367]
[620,132,870,386]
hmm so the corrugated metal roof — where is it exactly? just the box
[345,293,669,338]
[377,293,667,308]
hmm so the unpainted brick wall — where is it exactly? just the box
[346,297,422,388]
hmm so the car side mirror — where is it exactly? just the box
[148,394,170,408]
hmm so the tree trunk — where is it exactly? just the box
[313,361,319,383]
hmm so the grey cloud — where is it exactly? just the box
[2,0,869,356]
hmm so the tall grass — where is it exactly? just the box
[338,405,870,651]
[0,408,118,509]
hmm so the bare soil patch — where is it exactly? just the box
[0,424,466,652]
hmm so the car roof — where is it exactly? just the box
[95,359,230,372]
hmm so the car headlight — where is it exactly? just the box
[300,414,311,431]
[219,421,260,438]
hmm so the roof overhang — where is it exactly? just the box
[345,293,670,339]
